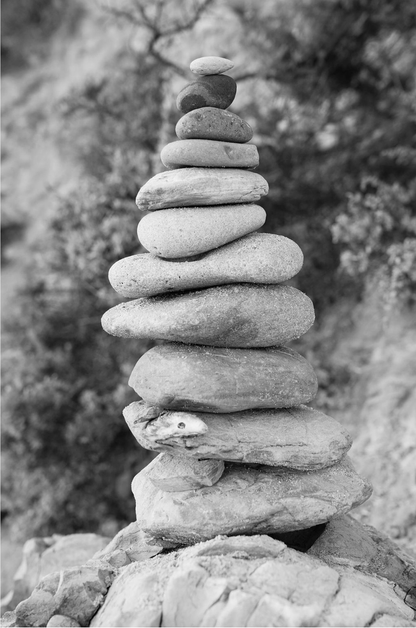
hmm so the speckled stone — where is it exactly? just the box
[176,75,237,113]
[128,343,318,412]
[176,107,253,143]
[146,453,224,492]
[101,284,315,348]
[161,139,259,169]
[190,56,234,75]
[137,204,266,258]
[108,233,304,298]
[135,168,268,211]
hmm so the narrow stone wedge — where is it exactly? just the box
[102,284,315,348]
[123,402,352,470]
[146,453,224,492]
[132,457,372,546]
[135,168,268,211]
[109,233,304,298]
[128,344,318,412]
[137,205,266,258]
[176,107,253,143]
[161,139,259,169]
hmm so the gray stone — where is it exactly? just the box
[129,343,318,412]
[102,284,315,348]
[135,168,268,211]
[93,521,163,565]
[132,458,371,546]
[176,75,236,113]
[176,107,253,143]
[108,233,304,298]
[137,204,266,258]
[123,402,352,470]
[161,139,259,169]
[147,453,225,491]
[46,615,80,627]
[190,56,234,75]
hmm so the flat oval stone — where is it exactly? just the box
[128,343,318,412]
[132,457,372,544]
[136,168,268,211]
[137,205,266,258]
[109,233,304,298]
[161,139,259,169]
[124,402,352,470]
[176,107,253,143]
[146,453,224,492]
[176,75,237,113]
[190,56,234,75]
[102,284,315,347]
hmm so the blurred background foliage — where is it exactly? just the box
[1,0,416,541]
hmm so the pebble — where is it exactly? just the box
[146,453,224,492]
[137,204,266,258]
[176,107,253,143]
[108,233,304,298]
[190,56,234,75]
[161,139,258,169]
[176,75,237,113]
[128,343,318,412]
[135,168,268,211]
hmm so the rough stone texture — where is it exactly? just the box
[132,457,372,546]
[190,56,234,75]
[108,233,304,298]
[46,615,80,627]
[93,521,163,566]
[129,343,318,412]
[176,74,236,113]
[123,402,352,470]
[137,204,266,258]
[102,284,315,348]
[176,106,254,143]
[90,535,413,627]
[161,139,259,169]
[135,168,268,211]
[146,452,225,491]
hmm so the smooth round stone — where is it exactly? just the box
[108,233,304,298]
[176,107,253,143]
[161,139,259,169]
[137,204,266,258]
[128,343,318,412]
[190,56,234,75]
[146,452,224,492]
[176,75,237,113]
[102,284,315,348]
[135,168,268,211]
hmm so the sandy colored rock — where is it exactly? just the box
[123,402,352,470]
[135,168,268,211]
[132,457,371,546]
[161,139,259,169]
[102,284,315,348]
[176,74,236,113]
[93,521,163,565]
[137,204,266,258]
[46,615,80,627]
[146,452,225,491]
[190,56,234,75]
[176,106,254,143]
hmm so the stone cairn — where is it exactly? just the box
[102,56,372,548]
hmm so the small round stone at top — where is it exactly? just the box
[190,56,234,75]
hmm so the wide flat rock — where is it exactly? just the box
[176,75,236,113]
[129,343,318,412]
[176,107,253,143]
[132,457,372,546]
[123,402,352,470]
[109,233,304,298]
[102,284,315,348]
[146,452,224,492]
[137,204,266,258]
[161,139,259,169]
[135,168,268,211]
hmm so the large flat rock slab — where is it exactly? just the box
[135,168,268,211]
[146,453,225,492]
[102,284,314,348]
[109,233,304,298]
[123,402,352,470]
[161,139,259,169]
[129,343,318,412]
[132,457,372,546]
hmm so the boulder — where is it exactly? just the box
[128,343,318,412]
[146,453,225,491]
[176,75,236,113]
[176,106,254,143]
[161,139,259,169]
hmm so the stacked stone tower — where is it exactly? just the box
[102,56,371,548]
